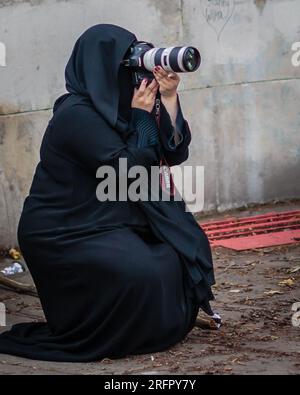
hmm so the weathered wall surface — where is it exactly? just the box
[0,0,300,246]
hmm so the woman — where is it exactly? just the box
[0,24,217,362]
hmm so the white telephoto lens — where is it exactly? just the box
[143,48,157,71]
[143,46,192,72]
[178,46,189,71]
[159,47,176,72]
[143,47,177,72]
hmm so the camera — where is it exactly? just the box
[121,40,201,87]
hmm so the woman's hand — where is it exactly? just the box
[131,78,159,113]
[153,66,180,98]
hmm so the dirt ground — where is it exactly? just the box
[0,202,299,375]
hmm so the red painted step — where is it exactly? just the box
[198,210,300,250]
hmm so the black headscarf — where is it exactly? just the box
[54,24,137,135]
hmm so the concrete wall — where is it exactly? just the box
[0,0,300,247]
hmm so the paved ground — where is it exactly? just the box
[0,202,299,375]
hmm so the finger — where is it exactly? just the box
[155,67,180,83]
[143,82,158,97]
[154,71,170,84]
[137,78,148,94]
[167,72,177,79]
[148,90,158,102]
[152,76,159,85]
[155,66,169,77]
[149,84,159,96]
[153,72,163,83]
[147,78,159,92]
[170,72,180,82]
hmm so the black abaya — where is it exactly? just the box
[0,24,215,362]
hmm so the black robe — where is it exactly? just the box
[0,24,215,362]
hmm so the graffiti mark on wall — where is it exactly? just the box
[200,0,236,41]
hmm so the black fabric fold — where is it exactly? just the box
[129,94,215,312]
[131,108,160,147]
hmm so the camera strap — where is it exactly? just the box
[155,97,175,197]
